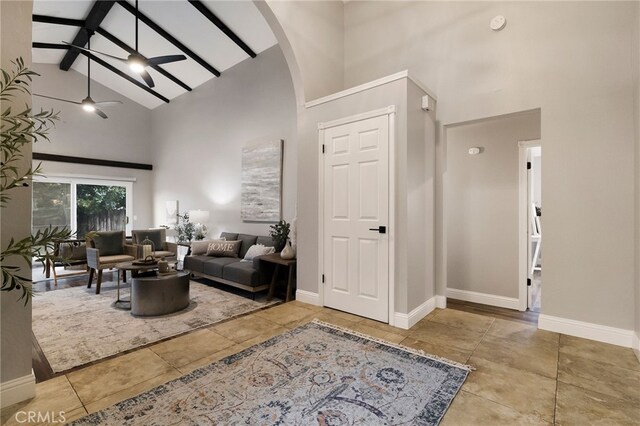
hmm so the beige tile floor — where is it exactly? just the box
[2,300,639,425]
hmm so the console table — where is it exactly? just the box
[259,253,297,302]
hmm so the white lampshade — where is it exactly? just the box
[189,210,210,224]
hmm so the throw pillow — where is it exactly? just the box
[92,231,123,256]
[206,240,241,258]
[191,237,226,256]
[242,244,275,262]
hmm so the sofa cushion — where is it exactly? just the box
[222,261,261,287]
[98,254,134,265]
[243,244,275,262]
[132,229,163,249]
[58,242,86,260]
[220,232,239,241]
[91,231,124,256]
[203,257,238,277]
[191,240,219,256]
[256,236,276,248]
[184,255,209,273]
[152,250,175,259]
[237,234,258,258]
[206,240,241,257]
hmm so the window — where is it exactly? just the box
[32,176,133,239]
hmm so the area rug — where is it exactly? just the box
[71,320,470,425]
[32,280,278,373]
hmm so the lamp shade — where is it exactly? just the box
[189,210,210,224]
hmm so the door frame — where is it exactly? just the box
[317,105,397,325]
[518,140,541,311]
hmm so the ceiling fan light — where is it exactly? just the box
[81,97,96,112]
[129,59,145,74]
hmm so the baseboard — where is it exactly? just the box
[435,295,447,309]
[295,290,321,306]
[0,370,35,409]
[446,288,520,310]
[394,297,436,330]
[538,314,635,348]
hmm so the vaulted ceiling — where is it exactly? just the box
[32,0,278,109]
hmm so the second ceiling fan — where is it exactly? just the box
[64,0,187,88]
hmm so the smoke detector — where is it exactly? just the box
[490,15,507,31]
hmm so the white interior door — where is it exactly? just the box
[322,114,389,322]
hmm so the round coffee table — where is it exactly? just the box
[114,261,159,310]
[131,272,190,316]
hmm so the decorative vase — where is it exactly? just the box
[158,257,169,273]
[280,240,295,260]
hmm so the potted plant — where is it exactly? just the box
[174,211,195,242]
[269,220,290,253]
[1,58,72,302]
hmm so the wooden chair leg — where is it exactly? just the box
[87,268,95,288]
[96,270,103,294]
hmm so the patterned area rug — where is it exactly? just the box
[72,320,470,425]
[32,280,277,373]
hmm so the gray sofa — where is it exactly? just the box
[183,232,276,293]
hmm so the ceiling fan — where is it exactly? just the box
[35,39,122,119]
[63,0,186,88]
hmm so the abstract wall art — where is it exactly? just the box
[241,139,283,222]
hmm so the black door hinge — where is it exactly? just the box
[527,278,531,286]
[527,161,531,170]
[322,274,325,283]
[322,144,325,154]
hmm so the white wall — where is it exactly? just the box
[446,110,540,299]
[31,63,155,229]
[151,46,296,238]
[1,0,35,402]
[343,1,637,330]
[406,80,436,310]
[263,0,344,102]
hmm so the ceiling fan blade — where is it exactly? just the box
[62,41,128,63]
[146,54,187,66]
[33,93,81,105]
[94,101,123,107]
[139,69,155,88]
[94,108,108,119]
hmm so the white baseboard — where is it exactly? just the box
[394,297,436,330]
[447,288,520,310]
[295,290,321,306]
[633,332,640,363]
[435,295,447,309]
[0,370,35,409]
[538,314,635,348]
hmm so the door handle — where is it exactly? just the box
[368,226,386,234]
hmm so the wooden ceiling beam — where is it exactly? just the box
[187,0,256,59]
[59,0,116,71]
[33,42,170,104]
[116,0,220,77]
[32,15,84,27]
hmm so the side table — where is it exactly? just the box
[259,253,297,302]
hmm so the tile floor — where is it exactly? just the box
[2,298,639,425]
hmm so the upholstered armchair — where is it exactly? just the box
[131,228,177,261]
[86,231,136,294]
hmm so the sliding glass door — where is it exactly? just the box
[32,177,133,239]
